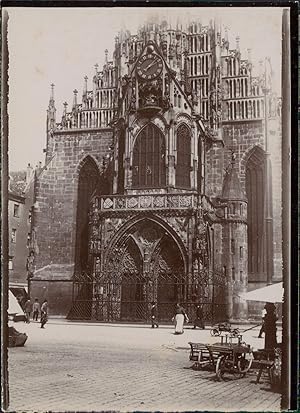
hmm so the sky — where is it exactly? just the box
[6,7,284,171]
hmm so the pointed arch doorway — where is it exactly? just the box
[246,147,267,282]
[97,219,186,322]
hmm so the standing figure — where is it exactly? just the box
[40,299,49,329]
[258,305,267,338]
[193,304,205,329]
[173,303,189,335]
[264,302,278,350]
[24,299,32,323]
[32,298,41,322]
[150,301,159,328]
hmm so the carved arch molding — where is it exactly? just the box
[93,219,186,321]
[105,219,185,282]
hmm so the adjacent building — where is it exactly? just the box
[8,165,36,299]
[30,20,282,322]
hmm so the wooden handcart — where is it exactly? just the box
[207,342,253,381]
[189,333,253,381]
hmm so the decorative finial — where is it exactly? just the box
[95,63,99,74]
[236,36,240,51]
[73,89,78,108]
[247,48,252,63]
[50,83,55,100]
[63,102,68,112]
[105,49,108,62]
[84,76,88,93]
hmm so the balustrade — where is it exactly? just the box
[91,193,215,213]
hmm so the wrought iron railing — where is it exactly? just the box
[67,272,227,324]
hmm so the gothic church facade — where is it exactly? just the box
[30,20,282,322]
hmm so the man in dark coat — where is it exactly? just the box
[193,304,205,329]
[264,302,278,350]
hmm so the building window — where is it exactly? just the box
[13,203,20,217]
[232,267,235,280]
[176,124,191,188]
[231,238,235,254]
[240,246,244,259]
[132,124,166,188]
[11,228,17,243]
[28,210,32,224]
[27,233,31,247]
[9,256,13,270]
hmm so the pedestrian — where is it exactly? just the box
[193,304,205,329]
[40,299,49,329]
[32,298,41,322]
[172,303,189,335]
[264,302,278,350]
[150,301,159,328]
[24,299,32,323]
[258,305,267,338]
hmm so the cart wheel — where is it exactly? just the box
[210,328,220,337]
[216,355,227,381]
[237,352,253,376]
[232,328,240,337]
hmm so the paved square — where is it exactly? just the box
[8,320,281,412]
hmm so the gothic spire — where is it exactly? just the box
[48,83,55,108]
[47,83,56,131]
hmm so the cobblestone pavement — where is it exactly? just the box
[8,320,282,412]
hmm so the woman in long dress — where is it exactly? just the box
[173,303,188,334]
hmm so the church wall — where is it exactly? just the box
[221,121,282,282]
[223,121,264,193]
[31,129,113,315]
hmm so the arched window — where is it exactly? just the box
[246,147,267,280]
[176,124,191,188]
[132,124,166,188]
[75,157,100,273]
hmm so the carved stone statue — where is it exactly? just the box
[26,251,35,278]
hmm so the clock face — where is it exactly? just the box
[136,53,163,80]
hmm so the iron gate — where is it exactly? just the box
[67,266,227,323]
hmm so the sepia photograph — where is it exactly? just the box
[1,4,296,412]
